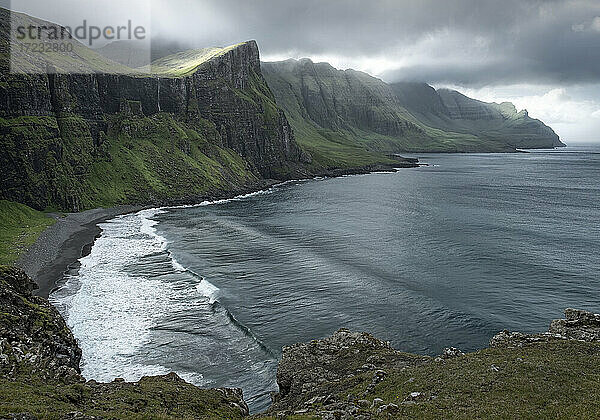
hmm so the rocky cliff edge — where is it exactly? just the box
[2,266,600,419]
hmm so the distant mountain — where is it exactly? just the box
[391,82,565,149]
[262,59,563,163]
[262,59,445,167]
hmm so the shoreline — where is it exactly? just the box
[14,178,293,298]
[16,206,143,298]
[14,161,421,299]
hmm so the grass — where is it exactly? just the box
[80,113,256,208]
[149,43,246,77]
[0,200,55,265]
[0,376,246,420]
[349,340,600,419]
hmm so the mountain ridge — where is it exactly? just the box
[392,82,565,149]
[263,58,563,159]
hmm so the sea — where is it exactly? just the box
[50,143,600,412]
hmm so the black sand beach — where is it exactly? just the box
[16,206,142,297]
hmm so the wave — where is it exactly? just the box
[50,204,276,389]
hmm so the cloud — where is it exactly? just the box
[144,0,600,87]
[7,0,600,87]
[6,0,600,141]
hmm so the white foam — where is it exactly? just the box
[170,255,186,272]
[196,279,220,304]
[50,208,212,385]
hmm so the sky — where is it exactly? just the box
[6,0,600,142]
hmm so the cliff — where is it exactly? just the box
[262,59,438,169]
[392,82,565,149]
[0,9,307,212]
[262,59,564,163]
[3,266,600,419]
[265,310,600,419]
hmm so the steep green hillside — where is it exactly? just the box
[263,59,563,162]
[1,9,306,212]
[0,201,55,264]
[262,59,514,166]
[392,82,565,149]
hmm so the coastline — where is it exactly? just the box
[16,205,143,298]
[13,161,421,299]
[13,178,297,298]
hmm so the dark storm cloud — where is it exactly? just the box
[151,0,600,86]
[6,0,600,85]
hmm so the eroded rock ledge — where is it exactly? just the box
[266,308,600,419]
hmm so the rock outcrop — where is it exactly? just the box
[269,329,428,417]
[491,308,600,347]
[0,266,82,383]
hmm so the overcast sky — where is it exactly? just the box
[7,0,600,142]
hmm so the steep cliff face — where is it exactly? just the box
[263,59,423,138]
[0,10,306,211]
[262,59,436,166]
[264,60,564,159]
[392,82,565,149]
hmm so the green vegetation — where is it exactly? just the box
[391,83,563,150]
[261,60,511,170]
[0,376,246,420]
[149,43,245,77]
[80,113,256,208]
[0,200,55,265]
[0,112,256,211]
[341,340,600,419]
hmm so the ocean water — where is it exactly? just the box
[51,144,600,412]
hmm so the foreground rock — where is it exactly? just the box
[490,308,600,348]
[0,266,82,383]
[263,309,600,419]
[3,265,600,419]
[0,266,248,420]
[269,329,428,417]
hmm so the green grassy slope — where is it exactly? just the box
[257,338,600,420]
[358,340,600,418]
[81,112,256,208]
[0,200,55,265]
[0,376,246,420]
[149,44,245,77]
[0,112,257,211]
